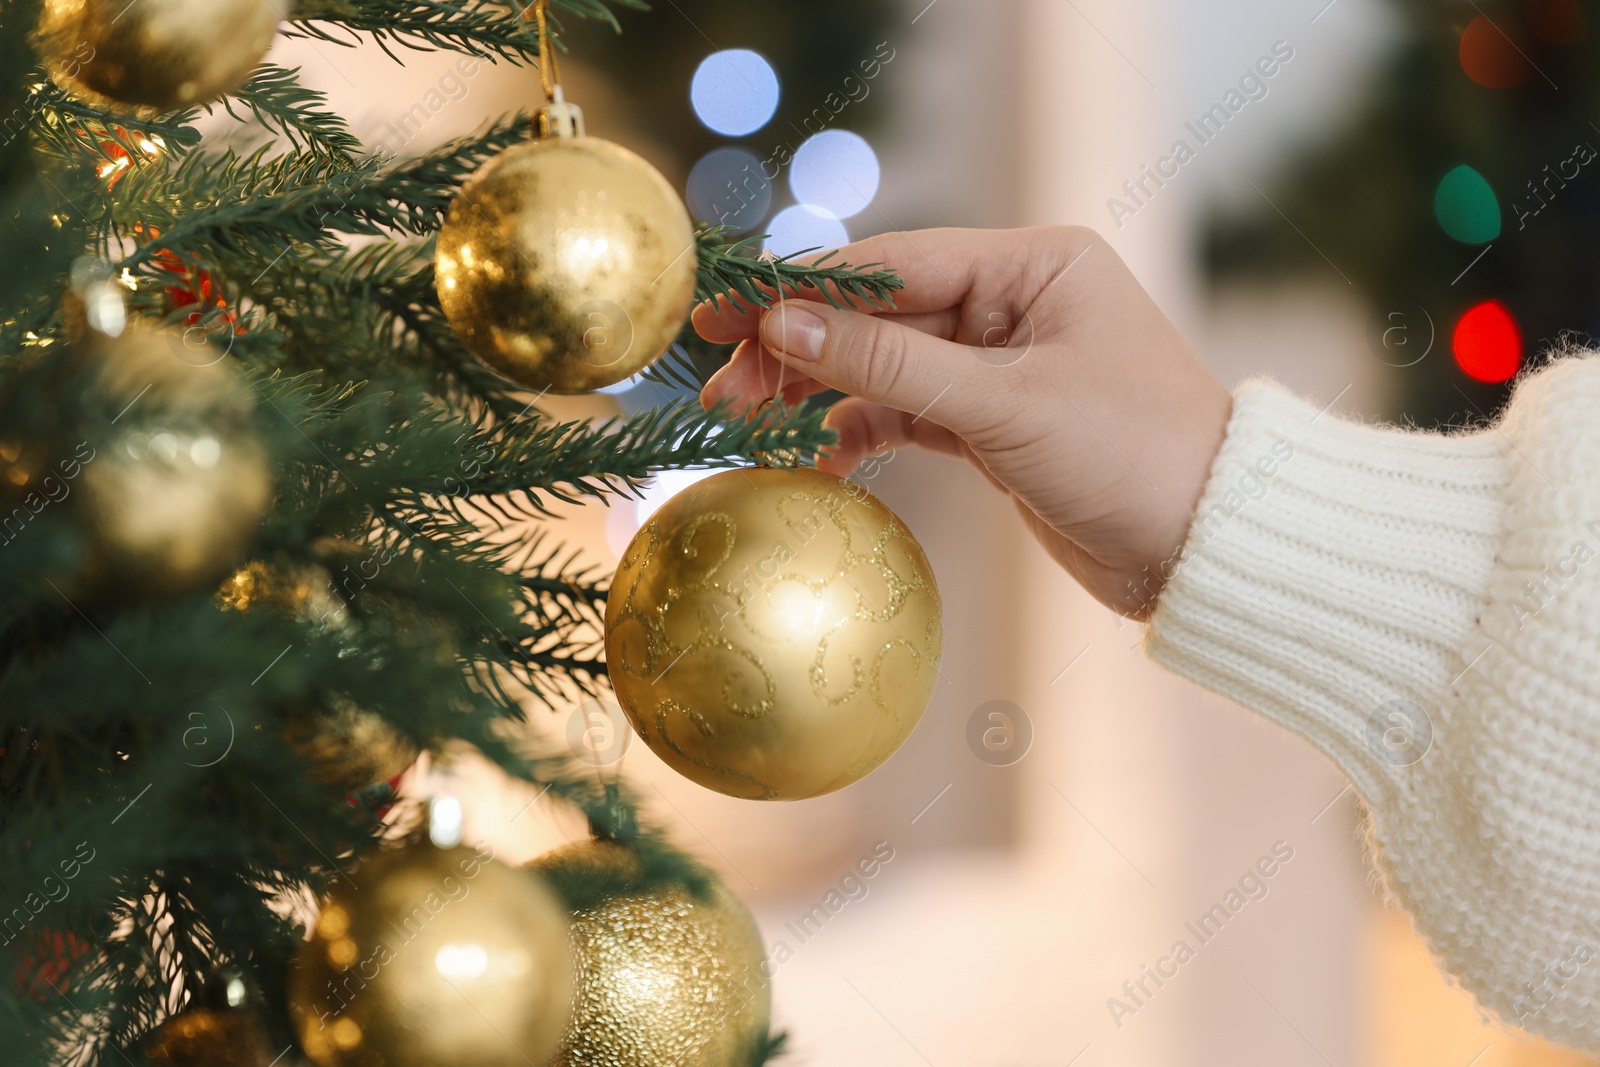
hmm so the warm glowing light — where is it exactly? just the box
[435,943,489,979]
[1452,300,1523,382]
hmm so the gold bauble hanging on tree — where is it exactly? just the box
[605,467,943,800]
[434,131,697,394]
[289,840,575,1067]
[530,840,771,1067]
[38,0,281,112]
[0,322,274,600]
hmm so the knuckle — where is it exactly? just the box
[853,318,909,402]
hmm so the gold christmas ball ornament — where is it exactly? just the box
[530,840,771,1067]
[435,135,697,394]
[143,1006,274,1066]
[289,841,575,1067]
[38,0,281,112]
[605,467,943,801]
[0,323,273,599]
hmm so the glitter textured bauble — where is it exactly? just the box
[434,136,696,394]
[0,325,273,599]
[38,0,281,111]
[289,842,575,1067]
[530,840,771,1067]
[605,467,943,800]
[143,1007,273,1066]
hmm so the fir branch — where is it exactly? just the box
[387,398,836,521]
[286,0,544,63]
[378,113,533,230]
[287,0,650,61]
[25,79,202,159]
[696,225,904,313]
[215,64,362,159]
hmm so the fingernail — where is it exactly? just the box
[761,305,826,362]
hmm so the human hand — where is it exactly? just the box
[695,226,1232,618]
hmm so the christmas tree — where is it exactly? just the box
[0,1,916,1064]
[1205,0,1598,429]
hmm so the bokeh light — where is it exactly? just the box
[690,49,780,137]
[1452,299,1523,382]
[1459,17,1531,88]
[687,147,772,233]
[1524,0,1586,44]
[764,205,849,258]
[790,131,880,220]
[1433,164,1501,244]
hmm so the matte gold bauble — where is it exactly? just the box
[285,696,418,792]
[0,324,273,599]
[38,0,281,111]
[605,467,943,800]
[289,842,575,1067]
[143,1006,273,1066]
[530,840,771,1067]
[435,136,697,394]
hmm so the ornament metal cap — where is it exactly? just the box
[539,84,585,139]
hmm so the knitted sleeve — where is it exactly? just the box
[1147,355,1600,1051]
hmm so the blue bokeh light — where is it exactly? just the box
[764,205,849,258]
[691,50,780,137]
[790,131,880,220]
[687,147,772,233]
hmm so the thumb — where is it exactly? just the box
[758,300,993,434]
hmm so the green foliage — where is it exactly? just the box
[0,2,896,1064]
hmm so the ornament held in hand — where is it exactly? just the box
[530,840,771,1067]
[605,467,943,800]
[289,840,574,1067]
[38,0,281,111]
[435,132,697,394]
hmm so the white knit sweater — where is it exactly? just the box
[1147,355,1600,1049]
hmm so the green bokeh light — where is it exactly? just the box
[1434,164,1501,244]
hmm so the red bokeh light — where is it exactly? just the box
[1524,0,1586,44]
[1460,16,1532,87]
[1452,300,1524,383]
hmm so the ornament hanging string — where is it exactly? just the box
[525,0,561,102]
[758,250,790,418]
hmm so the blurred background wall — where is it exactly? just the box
[275,1,1599,1063]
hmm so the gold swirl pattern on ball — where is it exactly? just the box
[530,841,771,1067]
[604,467,942,801]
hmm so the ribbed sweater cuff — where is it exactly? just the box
[1146,381,1510,804]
